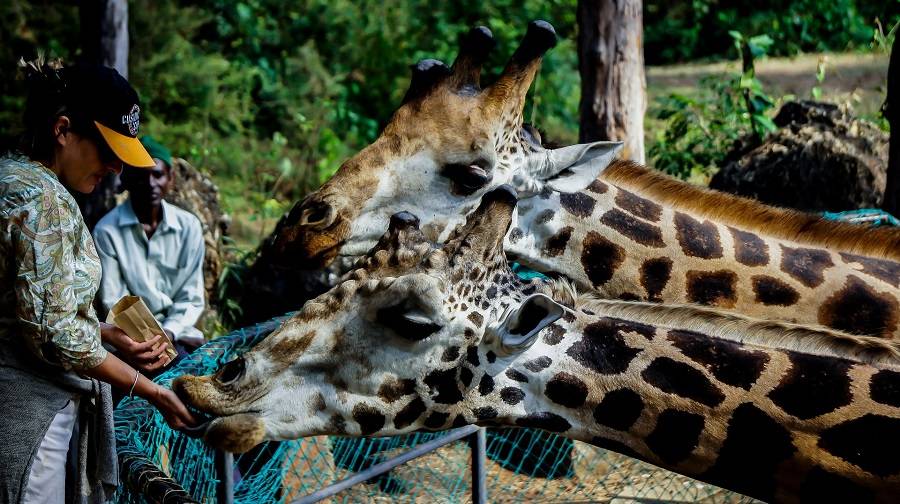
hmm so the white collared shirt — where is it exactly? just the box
[93,198,205,341]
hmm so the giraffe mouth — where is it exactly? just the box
[181,419,212,439]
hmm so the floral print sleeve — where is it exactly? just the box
[0,157,106,370]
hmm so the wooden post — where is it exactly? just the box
[76,0,130,228]
[883,34,899,216]
[577,0,646,164]
[79,0,128,76]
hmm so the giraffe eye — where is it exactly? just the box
[377,303,442,341]
[521,123,543,146]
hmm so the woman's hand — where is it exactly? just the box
[149,384,198,431]
[83,353,197,432]
[101,322,172,372]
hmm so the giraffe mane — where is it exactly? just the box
[603,160,900,262]
[559,290,900,368]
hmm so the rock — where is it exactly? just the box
[710,100,889,212]
[231,243,332,326]
[164,157,230,320]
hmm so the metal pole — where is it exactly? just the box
[469,427,487,504]
[215,449,234,504]
[292,426,479,504]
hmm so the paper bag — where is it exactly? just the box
[106,295,178,359]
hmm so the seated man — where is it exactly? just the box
[94,136,206,365]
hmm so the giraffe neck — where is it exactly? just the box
[485,294,900,503]
[505,162,900,339]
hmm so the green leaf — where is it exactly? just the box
[753,115,778,133]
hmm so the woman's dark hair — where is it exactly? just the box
[17,56,97,161]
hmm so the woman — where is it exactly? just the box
[0,59,196,503]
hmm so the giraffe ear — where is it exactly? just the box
[542,141,623,193]
[492,293,564,355]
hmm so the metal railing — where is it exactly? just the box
[213,426,488,504]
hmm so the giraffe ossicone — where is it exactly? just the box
[176,187,900,503]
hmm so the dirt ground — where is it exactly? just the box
[281,438,762,504]
[647,52,889,118]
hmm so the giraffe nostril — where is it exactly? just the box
[300,201,335,228]
[217,357,246,385]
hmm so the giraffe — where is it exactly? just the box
[260,20,900,341]
[175,187,900,503]
[506,159,900,339]
[262,20,620,274]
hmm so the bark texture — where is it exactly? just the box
[76,0,129,227]
[577,0,646,163]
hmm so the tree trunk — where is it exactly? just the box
[577,0,646,164]
[76,0,129,229]
[883,34,899,216]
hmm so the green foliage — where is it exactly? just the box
[872,18,899,53]
[649,30,777,180]
[1,0,894,226]
[649,79,745,181]
[645,0,897,64]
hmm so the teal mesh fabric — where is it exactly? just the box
[511,262,549,280]
[114,315,756,503]
[822,209,900,227]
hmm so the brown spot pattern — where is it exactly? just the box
[586,179,608,194]
[768,352,852,420]
[818,276,900,336]
[599,209,665,247]
[269,331,315,367]
[686,270,738,308]
[580,231,626,288]
[535,209,556,225]
[752,275,800,306]
[839,252,900,288]
[377,378,417,403]
[559,192,596,218]
[615,189,662,222]
[640,257,673,302]
[543,226,574,257]
[667,329,770,390]
[780,245,834,288]
[729,227,769,267]
[674,212,723,259]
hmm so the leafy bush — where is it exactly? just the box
[1,0,894,218]
[645,0,895,65]
[649,31,777,181]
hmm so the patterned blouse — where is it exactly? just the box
[0,155,107,370]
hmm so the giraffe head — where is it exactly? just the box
[269,20,620,270]
[174,186,570,452]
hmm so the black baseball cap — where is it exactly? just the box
[62,64,154,168]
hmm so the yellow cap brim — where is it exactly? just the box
[94,121,155,168]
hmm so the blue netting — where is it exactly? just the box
[822,208,900,227]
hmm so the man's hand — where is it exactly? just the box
[101,323,172,372]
